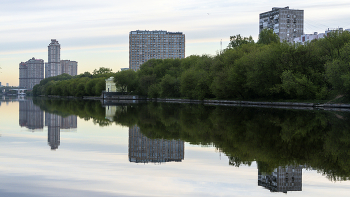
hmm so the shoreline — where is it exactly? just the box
[91,96,350,111]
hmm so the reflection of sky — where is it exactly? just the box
[1,102,350,196]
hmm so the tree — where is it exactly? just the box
[228,34,254,48]
[257,29,280,45]
[114,70,138,92]
[93,67,113,75]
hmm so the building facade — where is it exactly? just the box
[259,7,304,42]
[258,165,302,193]
[19,57,44,89]
[129,126,184,163]
[47,39,61,78]
[60,60,78,76]
[129,30,185,71]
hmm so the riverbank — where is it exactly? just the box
[89,95,350,111]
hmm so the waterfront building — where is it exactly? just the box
[61,60,78,76]
[129,30,185,71]
[258,165,302,193]
[259,7,304,42]
[19,57,44,89]
[128,126,184,163]
[105,76,117,92]
[47,39,61,78]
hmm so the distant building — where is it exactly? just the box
[259,7,304,42]
[258,165,302,193]
[128,126,184,163]
[60,60,78,76]
[0,82,2,87]
[129,30,185,71]
[47,39,61,78]
[19,57,44,89]
[294,27,350,45]
[6,83,9,87]
[293,32,325,44]
[121,68,129,71]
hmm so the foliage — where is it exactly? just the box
[32,69,114,97]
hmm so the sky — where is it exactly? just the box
[1,0,350,86]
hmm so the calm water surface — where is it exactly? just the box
[0,97,350,197]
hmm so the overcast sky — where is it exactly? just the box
[1,0,350,86]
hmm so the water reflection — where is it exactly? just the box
[45,113,77,150]
[104,105,185,163]
[17,98,77,150]
[29,98,350,182]
[129,126,184,163]
[258,165,302,193]
[19,100,44,130]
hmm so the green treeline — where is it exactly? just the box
[115,29,350,100]
[32,68,114,97]
[33,30,350,101]
[33,98,350,181]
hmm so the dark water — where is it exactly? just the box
[1,97,350,196]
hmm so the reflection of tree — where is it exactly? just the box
[33,98,111,127]
[112,103,350,181]
[33,99,350,181]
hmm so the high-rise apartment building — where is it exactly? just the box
[47,39,61,77]
[259,7,304,42]
[258,165,302,193]
[129,126,184,163]
[129,30,185,71]
[60,60,78,76]
[19,57,44,89]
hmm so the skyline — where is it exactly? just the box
[1,1,350,86]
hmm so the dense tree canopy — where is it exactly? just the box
[33,67,114,97]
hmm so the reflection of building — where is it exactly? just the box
[258,166,302,193]
[259,7,304,42]
[129,30,185,71]
[45,112,77,150]
[46,113,61,150]
[19,57,44,89]
[19,100,44,130]
[105,105,117,121]
[129,126,184,163]
[60,115,78,129]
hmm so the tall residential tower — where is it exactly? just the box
[47,39,61,78]
[259,7,304,42]
[129,30,185,71]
